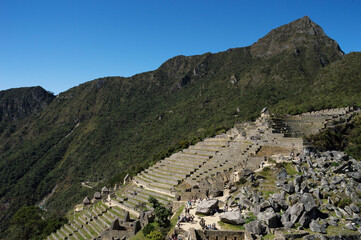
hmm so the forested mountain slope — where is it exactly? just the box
[1,16,360,237]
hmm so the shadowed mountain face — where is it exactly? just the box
[0,86,54,122]
[1,16,360,237]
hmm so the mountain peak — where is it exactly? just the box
[251,16,344,59]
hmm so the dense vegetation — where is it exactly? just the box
[5,206,66,240]
[1,16,361,238]
[307,114,361,161]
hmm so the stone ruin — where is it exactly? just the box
[100,211,141,240]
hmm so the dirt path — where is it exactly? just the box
[176,189,240,231]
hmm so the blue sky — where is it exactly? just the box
[1,0,360,94]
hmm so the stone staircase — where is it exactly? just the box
[47,202,126,240]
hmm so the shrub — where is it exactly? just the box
[142,223,155,236]
[337,198,352,208]
[146,230,163,240]
[237,177,247,185]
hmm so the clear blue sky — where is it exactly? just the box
[1,0,360,94]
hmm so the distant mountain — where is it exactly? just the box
[0,86,54,122]
[1,16,360,238]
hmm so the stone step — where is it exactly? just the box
[107,209,121,219]
[134,191,170,205]
[134,186,174,202]
[72,230,84,240]
[109,206,124,216]
[159,160,198,172]
[142,170,180,185]
[51,233,59,240]
[170,153,208,162]
[69,230,81,240]
[102,212,114,224]
[68,235,77,240]
[122,199,137,209]
[126,196,153,209]
[91,208,99,217]
[76,217,94,238]
[130,193,159,207]
[173,152,210,160]
[150,166,188,178]
[77,216,87,226]
[91,217,104,233]
[57,228,67,239]
[71,221,80,231]
[195,141,229,147]
[77,227,91,240]
[97,215,111,228]
[153,163,191,174]
[167,156,205,166]
[82,222,97,238]
[133,177,175,196]
[138,173,175,187]
[182,148,217,156]
[88,220,101,236]
[67,223,78,232]
[147,168,184,180]
[189,145,225,151]
[144,184,174,195]
[133,175,150,185]
[64,224,76,236]
[97,204,107,213]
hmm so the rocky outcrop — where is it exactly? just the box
[219,210,245,225]
[196,199,218,215]
[227,149,361,239]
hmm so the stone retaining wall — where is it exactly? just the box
[194,229,246,240]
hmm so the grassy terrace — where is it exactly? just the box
[218,221,244,231]
[167,205,185,236]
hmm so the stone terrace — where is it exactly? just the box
[47,202,126,240]
[272,107,360,137]
[119,109,310,214]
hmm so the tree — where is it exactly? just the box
[149,197,172,229]
[7,206,66,240]
[8,206,45,240]
[146,230,163,240]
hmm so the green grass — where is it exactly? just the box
[262,234,275,240]
[282,162,298,176]
[261,190,275,199]
[325,224,361,236]
[131,222,159,240]
[167,205,185,236]
[131,229,146,240]
[73,231,85,240]
[217,221,244,231]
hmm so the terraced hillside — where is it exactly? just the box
[47,202,127,240]
[46,107,361,239]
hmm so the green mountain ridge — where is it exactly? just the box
[0,16,360,238]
